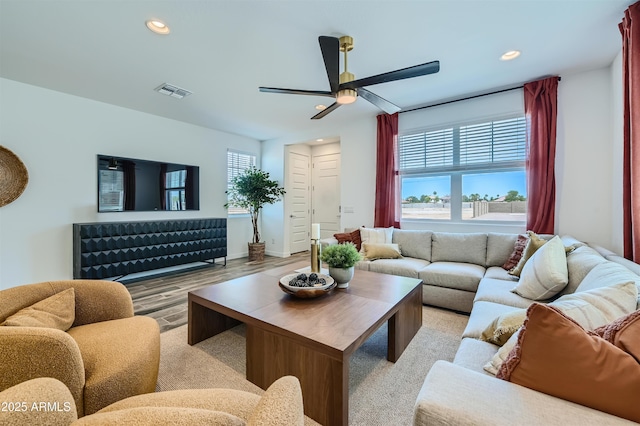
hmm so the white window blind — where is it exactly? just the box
[227,150,256,214]
[399,116,526,174]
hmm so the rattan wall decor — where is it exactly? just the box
[0,145,29,207]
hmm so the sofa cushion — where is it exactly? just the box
[358,227,393,253]
[452,337,498,375]
[333,229,362,251]
[1,288,75,331]
[431,232,487,265]
[362,243,402,261]
[558,245,608,296]
[367,257,429,279]
[512,236,568,300]
[497,304,640,424]
[419,262,485,292]
[462,301,524,339]
[575,260,640,295]
[474,278,532,309]
[483,267,518,282]
[392,229,432,260]
[354,260,370,271]
[606,255,640,276]
[508,231,547,277]
[486,233,518,267]
[501,234,528,271]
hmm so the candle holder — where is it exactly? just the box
[310,239,322,273]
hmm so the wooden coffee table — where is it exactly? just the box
[188,262,423,426]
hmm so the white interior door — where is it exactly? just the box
[287,151,310,254]
[312,153,341,238]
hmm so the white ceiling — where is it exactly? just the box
[0,0,632,141]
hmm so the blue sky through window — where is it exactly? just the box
[402,171,526,200]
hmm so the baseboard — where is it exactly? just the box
[265,250,290,258]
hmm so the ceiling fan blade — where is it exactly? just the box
[341,60,440,90]
[311,102,341,120]
[259,87,335,98]
[357,88,401,114]
[319,36,340,93]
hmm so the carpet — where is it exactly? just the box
[157,305,469,425]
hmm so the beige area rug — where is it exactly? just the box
[157,306,469,426]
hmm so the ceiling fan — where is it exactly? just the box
[259,35,440,119]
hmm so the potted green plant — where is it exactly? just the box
[225,166,285,261]
[320,242,361,288]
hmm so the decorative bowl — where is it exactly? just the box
[278,273,336,299]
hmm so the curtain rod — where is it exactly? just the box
[400,76,562,114]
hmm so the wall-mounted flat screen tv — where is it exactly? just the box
[97,154,200,212]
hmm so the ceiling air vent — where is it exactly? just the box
[154,83,192,99]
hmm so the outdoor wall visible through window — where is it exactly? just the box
[399,116,527,222]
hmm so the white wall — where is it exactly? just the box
[263,63,623,254]
[262,119,377,257]
[610,51,624,253]
[555,66,617,250]
[0,78,260,289]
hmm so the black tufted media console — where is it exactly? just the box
[73,218,226,281]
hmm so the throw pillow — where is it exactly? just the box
[593,309,640,363]
[333,229,362,251]
[502,234,528,271]
[1,288,75,331]
[482,281,639,374]
[511,235,568,300]
[480,309,527,346]
[508,231,547,277]
[497,304,640,423]
[362,243,403,261]
[359,227,393,253]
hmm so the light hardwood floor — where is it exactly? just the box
[126,252,310,333]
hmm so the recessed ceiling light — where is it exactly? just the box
[316,139,324,142]
[315,104,327,111]
[146,19,170,35]
[500,50,521,61]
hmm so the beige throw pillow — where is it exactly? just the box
[362,243,403,261]
[1,288,75,331]
[359,227,394,254]
[480,309,527,346]
[512,236,568,300]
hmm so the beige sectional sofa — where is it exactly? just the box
[325,228,640,424]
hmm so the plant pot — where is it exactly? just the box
[248,242,265,262]
[329,266,354,289]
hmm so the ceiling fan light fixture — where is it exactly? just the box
[146,19,170,35]
[336,89,357,105]
[500,50,521,61]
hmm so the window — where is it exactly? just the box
[165,169,187,210]
[399,116,526,222]
[227,150,256,214]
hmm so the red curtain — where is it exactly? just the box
[620,2,640,261]
[374,113,400,228]
[524,76,559,234]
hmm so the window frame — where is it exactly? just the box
[227,149,257,215]
[399,114,527,224]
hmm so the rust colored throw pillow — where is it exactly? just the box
[593,309,640,363]
[333,229,362,251]
[497,303,640,423]
[502,234,528,271]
